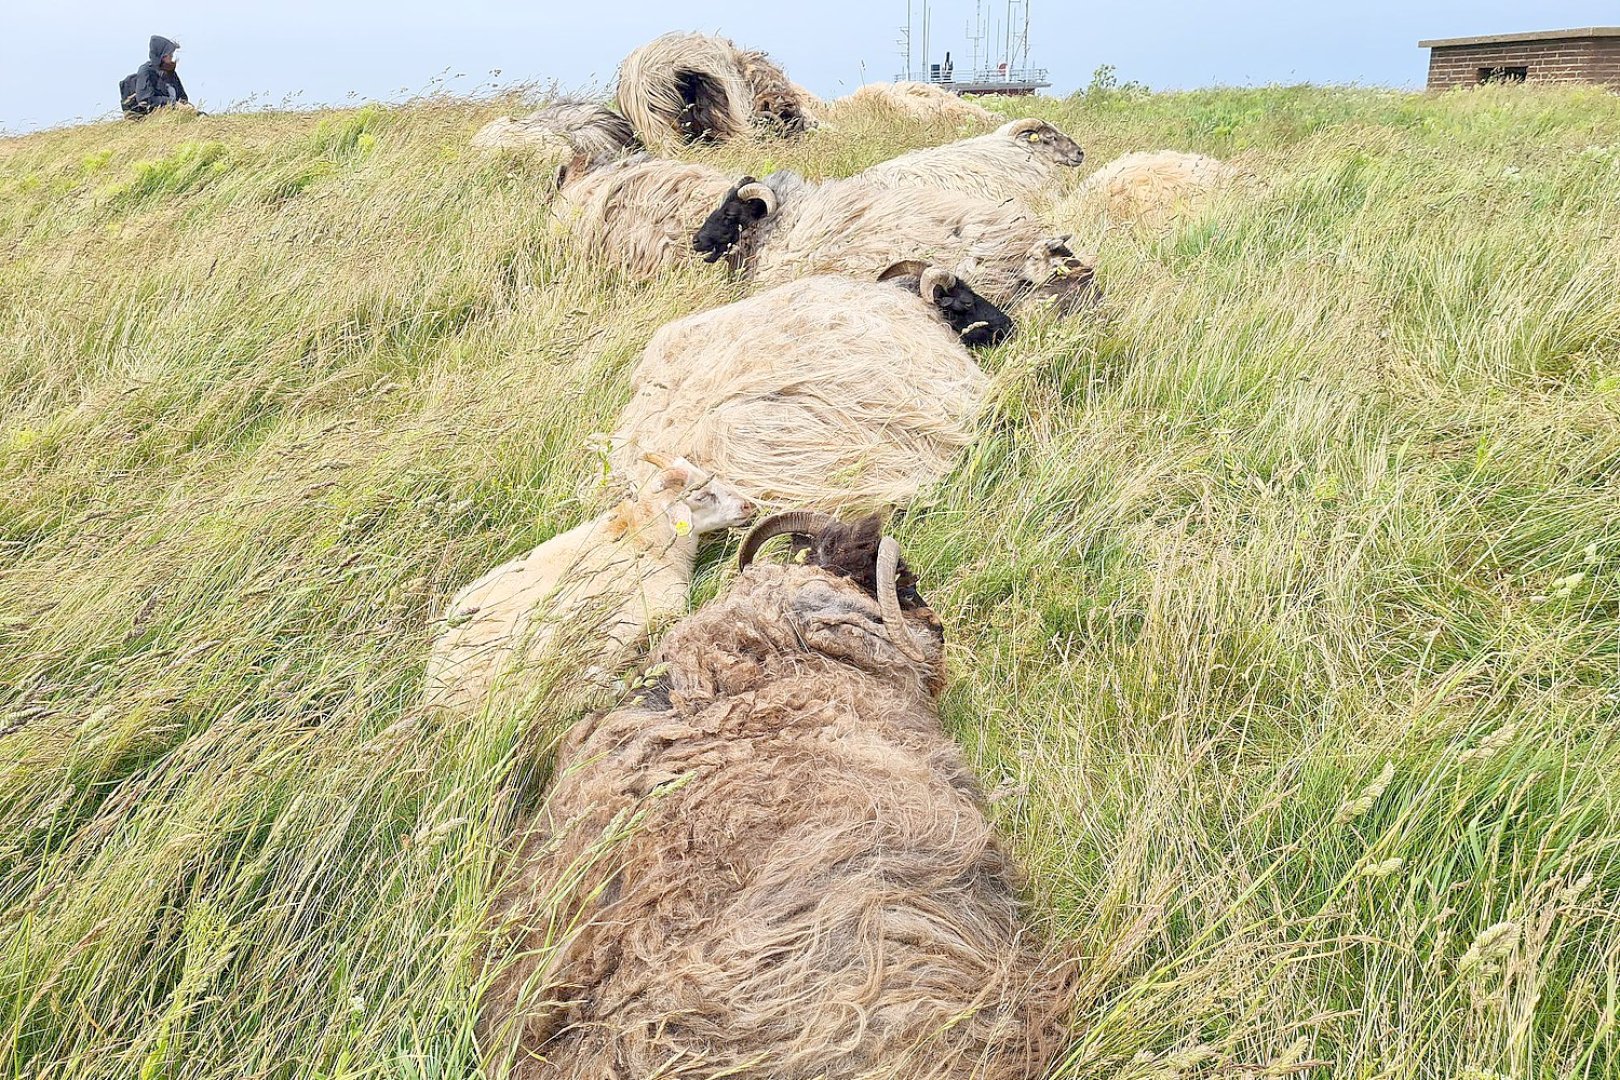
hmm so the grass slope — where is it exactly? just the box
[3,84,1620,1080]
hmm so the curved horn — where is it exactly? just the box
[1002,117,1047,137]
[738,510,840,569]
[735,181,778,215]
[877,259,930,282]
[919,267,958,304]
[876,537,928,663]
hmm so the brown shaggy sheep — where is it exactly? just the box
[480,514,1074,1079]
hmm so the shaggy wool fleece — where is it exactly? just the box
[480,521,1073,1079]
[607,275,990,511]
[551,154,738,279]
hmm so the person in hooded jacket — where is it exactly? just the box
[122,36,189,117]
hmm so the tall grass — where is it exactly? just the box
[2,84,1619,1079]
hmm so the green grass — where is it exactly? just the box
[2,83,1619,1079]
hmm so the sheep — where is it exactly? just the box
[605,267,1005,512]
[1064,149,1242,231]
[479,513,1074,1079]
[421,457,752,713]
[838,79,1002,126]
[616,32,814,149]
[551,152,742,279]
[471,99,640,158]
[856,117,1086,203]
[692,172,1099,310]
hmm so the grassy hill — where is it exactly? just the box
[3,84,1619,1079]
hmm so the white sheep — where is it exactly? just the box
[551,152,739,279]
[421,458,752,713]
[837,80,1001,126]
[607,269,1001,512]
[857,117,1086,203]
[694,172,1097,310]
[470,100,638,158]
[1065,149,1242,230]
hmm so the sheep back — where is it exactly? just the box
[481,562,1072,1079]
[554,155,738,279]
[471,100,638,158]
[857,128,1061,203]
[1066,149,1242,230]
[748,177,1048,307]
[608,276,989,511]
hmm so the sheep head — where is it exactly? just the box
[739,512,941,666]
[999,117,1085,167]
[640,454,756,536]
[692,177,779,263]
[1017,237,1103,313]
[878,260,1015,348]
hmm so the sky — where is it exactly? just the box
[3,1,1616,134]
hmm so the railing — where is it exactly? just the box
[895,67,1052,85]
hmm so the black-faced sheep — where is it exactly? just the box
[606,268,1005,511]
[480,513,1074,1079]
[857,117,1085,203]
[616,32,815,149]
[422,458,752,713]
[692,173,1099,311]
[471,100,640,158]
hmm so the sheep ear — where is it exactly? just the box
[1045,236,1074,255]
[556,150,591,189]
[654,464,694,493]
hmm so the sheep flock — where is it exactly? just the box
[454,29,1248,1080]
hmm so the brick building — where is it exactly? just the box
[1419,28,1620,90]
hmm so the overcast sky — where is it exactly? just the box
[3,1,1615,134]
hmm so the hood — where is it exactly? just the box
[149,36,179,64]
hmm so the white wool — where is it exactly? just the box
[840,81,1001,126]
[1066,149,1242,230]
[857,118,1086,203]
[609,276,989,511]
[552,154,737,279]
[743,175,1059,307]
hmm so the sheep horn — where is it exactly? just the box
[735,181,778,215]
[919,267,957,304]
[1003,117,1046,136]
[877,259,930,282]
[876,537,928,663]
[738,510,840,569]
[640,451,674,469]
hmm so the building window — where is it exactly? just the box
[1478,65,1529,84]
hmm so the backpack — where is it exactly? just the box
[119,71,139,112]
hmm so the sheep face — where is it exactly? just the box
[1002,118,1085,167]
[692,176,774,263]
[1018,236,1103,312]
[878,261,1015,348]
[650,459,756,533]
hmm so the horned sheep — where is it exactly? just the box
[422,458,752,713]
[479,512,1074,1078]
[692,172,1098,310]
[470,100,639,158]
[607,268,1005,512]
[857,117,1086,203]
[615,32,815,149]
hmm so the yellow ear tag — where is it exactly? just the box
[1027,132,1040,142]
[672,505,693,536]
